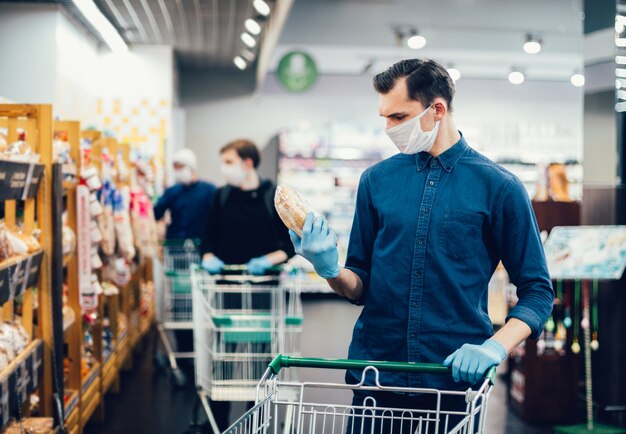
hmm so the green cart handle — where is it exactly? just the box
[268,354,497,385]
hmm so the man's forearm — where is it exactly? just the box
[491,318,532,353]
[327,268,364,301]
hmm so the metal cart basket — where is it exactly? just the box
[191,266,303,433]
[154,240,201,386]
[225,354,496,434]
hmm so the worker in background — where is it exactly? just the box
[290,59,554,433]
[200,139,295,431]
[154,148,216,242]
[154,148,216,358]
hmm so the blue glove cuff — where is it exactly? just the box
[484,339,507,362]
[317,264,341,279]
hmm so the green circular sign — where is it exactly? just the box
[277,51,318,92]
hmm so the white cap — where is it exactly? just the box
[173,148,197,171]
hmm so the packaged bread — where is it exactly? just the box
[274,185,315,237]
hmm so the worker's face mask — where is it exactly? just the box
[385,104,440,155]
[221,162,247,187]
[174,167,193,185]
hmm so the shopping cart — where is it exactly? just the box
[225,354,496,434]
[154,239,201,386]
[189,265,303,434]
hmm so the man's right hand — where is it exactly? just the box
[289,213,340,279]
[202,255,224,275]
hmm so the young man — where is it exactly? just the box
[290,59,554,432]
[199,139,295,430]
[154,148,216,242]
[201,139,294,274]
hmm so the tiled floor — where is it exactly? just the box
[85,296,554,433]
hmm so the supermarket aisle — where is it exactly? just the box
[85,297,552,434]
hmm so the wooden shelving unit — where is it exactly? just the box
[0,104,55,428]
[53,120,82,434]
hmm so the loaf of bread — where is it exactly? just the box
[274,185,313,237]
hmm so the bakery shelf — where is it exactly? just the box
[0,160,44,202]
[63,390,79,423]
[80,363,101,427]
[80,363,101,396]
[0,339,44,429]
[101,350,118,394]
[62,309,76,335]
[0,251,44,306]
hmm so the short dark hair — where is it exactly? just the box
[373,59,455,111]
[220,139,261,168]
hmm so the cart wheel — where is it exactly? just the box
[171,368,186,387]
[153,351,169,371]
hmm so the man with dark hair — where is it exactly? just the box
[290,59,554,432]
[201,138,294,276]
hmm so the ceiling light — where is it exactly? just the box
[241,49,256,62]
[508,70,525,85]
[617,21,625,34]
[617,56,626,64]
[570,73,585,87]
[234,56,247,70]
[616,38,626,47]
[617,68,626,78]
[241,32,256,48]
[245,19,261,36]
[617,79,623,89]
[407,33,426,50]
[523,34,542,54]
[253,0,271,17]
[447,67,461,82]
[618,90,626,100]
[71,0,128,52]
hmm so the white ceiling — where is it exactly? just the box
[272,0,585,81]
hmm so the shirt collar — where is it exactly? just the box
[416,132,468,173]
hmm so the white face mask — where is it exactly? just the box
[385,104,440,155]
[221,163,247,187]
[174,167,193,185]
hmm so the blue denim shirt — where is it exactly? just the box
[345,134,554,391]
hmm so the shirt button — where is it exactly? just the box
[429,180,435,186]
[412,302,418,309]
[431,159,437,167]
[418,239,424,245]
[423,208,429,214]
[414,271,422,277]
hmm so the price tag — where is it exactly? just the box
[0,380,8,426]
[77,185,97,310]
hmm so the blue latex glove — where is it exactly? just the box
[246,256,273,275]
[202,256,224,275]
[443,339,506,385]
[289,213,340,279]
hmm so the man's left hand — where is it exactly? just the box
[443,339,506,384]
[246,256,273,275]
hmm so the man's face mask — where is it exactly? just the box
[174,166,193,185]
[221,162,247,187]
[385,104,440,155]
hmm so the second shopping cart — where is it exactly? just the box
[189,265,303,433]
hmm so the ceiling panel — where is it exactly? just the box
[0,0,274,70]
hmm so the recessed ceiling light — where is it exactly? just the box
[508,70,525,84]
[253,0,271,17]
[234,56,247,70]
[407,34,426,50]
[245,19,261,36]
[71,0,128,52]
[241,49,256,62]
[570,73,585,87]
[447,67,461,82]
[523,34,542,54]
[241,32,256,48]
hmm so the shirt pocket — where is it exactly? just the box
[438,208,484,260]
